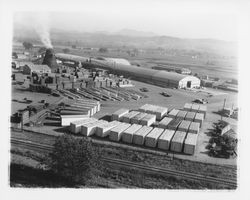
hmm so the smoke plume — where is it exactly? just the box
[32,13,52,48]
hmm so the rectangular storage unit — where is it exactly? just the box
[111,108,129,121]
[75,99,100,112]
[144,104,158,114]
[145,127,164,148]
[194,113,204,127]
[71,103,94,115]
[154,106,168,120]
[72,102,97,114]
[168,109,180,118]
[61,115,90,126]
[122,111,140,123]
[177,110,187,120]
[130,112,147,124]
[157,129,175,150]
[198,105,207,118]
[189,122,200,134]
[183,103,192,111]
[132,126,153,145]
[167,118,182,131]
[158,117,173,129]
[122,124,142,143]
[170,131,187,152]
[81,120,108,136]
[60,110,90,116]
[178,120,191,133]
[95,121,121,137]
[185,111,196,121]
[109,123,131,141]
[191,104,200,112]
[138,104,149,112]
[183,133,198,155]
[139,114,156,126]
[70,118,98,134]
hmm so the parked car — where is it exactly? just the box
[192,98,208,104]
[160,92,172,97]
[140,87,149,92]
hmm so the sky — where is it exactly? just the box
[13,0,239,42]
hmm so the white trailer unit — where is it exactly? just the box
[132,126,153,145]
[61,114,90,126]
[185,111,196,121]
[95,121,121,137]
[122,124,142,143]
[168,109,180,118]
[177,110,187,120]
[122,111,140,123]
[189,122,200,134]
[139,114,156,126]
[130,112,147,124]
[170,131,187,152]
[178,120,191,133]
[157,129,175,150]
[109,123,131,141]
[198,105,207,118]
[111,108,129,121]
[70,118,98,134]
[183,103,192,111]
[145,127,164,148]
[191,104,200,112]
[81,120,108,136]
[158,117,173,129]
[194,113,204,127]
[183,133,198,155]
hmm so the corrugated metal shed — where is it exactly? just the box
[109,123,131,141]
[139,114,156,126]
[130,112,147,124]
[95,121,121,137]
[111,108,129,121]
[177,110,187,120]
[122,124,142,143]
[178,120,191,132]
[189,122,200,134]
[185,111,196,121]
[168,118,182,130]
[168,109,180,118]
[158,117,173,129]
[122,111,140,123]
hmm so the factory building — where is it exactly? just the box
[23,64,51,75]
[56,53,200,89]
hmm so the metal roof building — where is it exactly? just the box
[56,53,201,89]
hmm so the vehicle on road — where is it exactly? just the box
[140,87,149,92]
[160,92,172,97]
[192,98,208,104]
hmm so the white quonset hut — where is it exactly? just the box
[132,126,153,145]
[157,129,175,150]
[145,127,164,148]
[184,133,198,155]
[122,124,142,143]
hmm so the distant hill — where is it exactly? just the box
[115,29,157,37]
[13,26,237,57]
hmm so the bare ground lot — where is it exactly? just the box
[11,78,238,166]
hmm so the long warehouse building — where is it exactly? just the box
[56,53,201,89]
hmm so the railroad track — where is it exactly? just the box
[10,138,237,188]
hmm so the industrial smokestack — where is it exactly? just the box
[42,48,58,72]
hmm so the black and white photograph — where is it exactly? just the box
[1,0,250,198]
